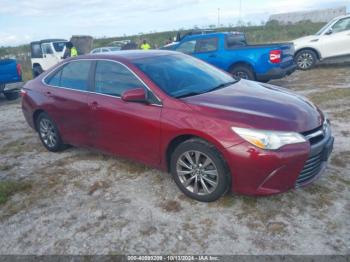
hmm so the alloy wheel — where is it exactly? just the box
[297,52,314,70]
[176,151,219,195]
[233,71,249,80]
[39,118,57,148]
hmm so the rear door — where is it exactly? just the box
[87,60,162,165]
[42,60,93,146]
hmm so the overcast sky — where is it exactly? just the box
[0,0,349,46]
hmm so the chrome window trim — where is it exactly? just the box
[304,130,323,140]
[41,58,163,107]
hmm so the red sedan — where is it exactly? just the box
[21,51,334,202]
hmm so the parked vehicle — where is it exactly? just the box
[0,58,22,100]
[21,51,334,202]
[162,31,296,82]
[90,46,123,54]
[30,36,93,77]
[293,14,350,70]
[30,39,68,77]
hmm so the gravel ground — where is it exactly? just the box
[0,66,349,255]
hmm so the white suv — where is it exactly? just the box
[293,14,350,70]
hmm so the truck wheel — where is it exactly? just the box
[33,65,43,78]
[295,50,317,70]
[4,92,19,101]
[230,65,255,81]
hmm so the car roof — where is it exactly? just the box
[183,31,243,40]
[92,46,120,50]
[31,39,67,44]
[85,50,179,61]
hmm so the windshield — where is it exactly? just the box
[53,41,67,52]
[133,54,236,98]
[315,19,336,35]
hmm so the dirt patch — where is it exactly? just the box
[308,88,350,105]
[0,67,350,255]
[159,200,182,213]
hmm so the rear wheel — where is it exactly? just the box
[4,91,19,100]
[36,112,65,152]
[33,65,43,78]
[295,50,317,70]
[170,138,231,202]
[230,65,255,81]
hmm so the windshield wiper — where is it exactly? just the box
[209,81,237,92]
[176,92,202,99]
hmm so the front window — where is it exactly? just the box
[315,18,337,35]
[195,38,218,53]
[42,43,53,54]
[332,17,350,33]
[53,42,67,52]
[133,54,236,98]
[94,60,144,97]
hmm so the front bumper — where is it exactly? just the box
[256,63,296,82]
[224,127,334,196]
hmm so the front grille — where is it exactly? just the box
[301,125,324,145]
[296,152,323,186]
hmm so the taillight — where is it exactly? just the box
[270,50,281,64]
[16,64,22,77]
[20,89,27,97]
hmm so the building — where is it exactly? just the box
[269,6,347,24]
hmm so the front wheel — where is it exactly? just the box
[295,50,317,70]
[230,65,255,81]
[170,138,231,202]
[36,112,65,152]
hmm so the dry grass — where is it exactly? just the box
[0,180,32,205]
[308,88,350,105]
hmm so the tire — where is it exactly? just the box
[295,50,317,70]
[4,91,19,101]
[36,112,65,152]
[170,138,231,202]
[33,65,43,78]
[230,65,255,81]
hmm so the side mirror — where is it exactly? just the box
[121,88,148,103]
[325,28,333,35]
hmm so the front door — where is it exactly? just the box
[87,60,162,165]
[41,43,60,70]
[319,17,350,58]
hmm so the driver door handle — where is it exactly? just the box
[89,101,99,110]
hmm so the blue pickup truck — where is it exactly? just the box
[162,31,296,82]
[0,58,22,100]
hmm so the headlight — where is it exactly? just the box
[232,127,306,150]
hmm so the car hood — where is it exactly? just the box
[182,80,323,133]
[293,35,319,45]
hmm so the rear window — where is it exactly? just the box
[226,35,247,48]
[53,42,67,52]
[45,60,92,91]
